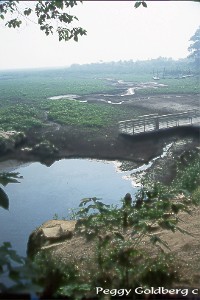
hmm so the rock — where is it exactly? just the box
[27,220,76,258]
[21,147,33,153]
[31,140,59,156]
[0,131,26,154]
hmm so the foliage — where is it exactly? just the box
[192,187,200,205]
[172,151,200,205]
[0,68,161,137]
[0,70,114,105]
[76,187,193,239]
[61,187,192,296]
[0,59,198,107]
[0,104,43,131]
[68,57,194,77]
[0,1,87,42]
[0,0,149,43]
[174,157,200,193]
[43,99,144,129]
[0,172,22,210]
[188,26,200,70]
[33,251,92,300]
[0,63,198,131]
[135,77,200,96]
[26,187,191,298]
[0,242,42,295]
[134,1,147,9]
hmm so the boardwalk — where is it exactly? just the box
[119,110,200,136]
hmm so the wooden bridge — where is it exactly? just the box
[119,110,200,136]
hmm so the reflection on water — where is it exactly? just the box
[0,158,137,255]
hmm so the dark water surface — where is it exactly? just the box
[0,158,137,255]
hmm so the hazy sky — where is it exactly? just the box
[0,1,199,70]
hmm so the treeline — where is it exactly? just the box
[67,57,196,77]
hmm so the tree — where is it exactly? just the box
[0,1,87,41]
[188,26,200,70]
[0,1,149,42]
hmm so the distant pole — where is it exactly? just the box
[163,67,166,79]
[155,117,159,130]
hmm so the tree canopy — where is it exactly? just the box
[0,1,87,41]
[0,1,149,42]
[188,26,200,69]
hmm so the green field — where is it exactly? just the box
[136,77,199,95]
[0,64,199,132]
[42,99,146,129]
[0,69,113,106]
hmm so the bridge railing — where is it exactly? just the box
[119,109,199,135]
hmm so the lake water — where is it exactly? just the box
[0,158,138,256]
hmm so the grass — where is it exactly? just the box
[135,76,200,95]
[0,67,199,132]
[0,69,113,106]
[42,99,147,129]
[0,104,43,131]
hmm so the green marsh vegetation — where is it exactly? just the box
[42,99,146,129]
[0,105,43,131]
[135,77,200,96]
[0,68,133,132]
[0,68,114,106]
[0,60,199,133]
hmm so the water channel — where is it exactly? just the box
[0,158,138,256]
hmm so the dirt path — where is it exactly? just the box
[160,206,200,288]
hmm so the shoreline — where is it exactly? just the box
[0,159,31,172]
[0,129,199,187]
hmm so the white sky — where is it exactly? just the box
[0,1,199,70]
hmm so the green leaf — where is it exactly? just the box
[55,1,64,10]
[142,1,147,8]
[24,8,32,16]
[79,198,92,207]
[150,235,171,250]
[134,2,142,8]
[0,172,22,186]
[74,35,78,42]
[0,187,9,210]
